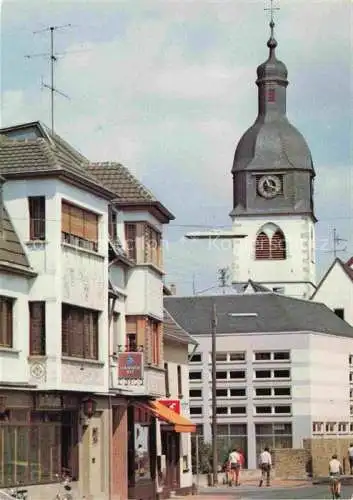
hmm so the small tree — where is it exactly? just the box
[191,437,213,474]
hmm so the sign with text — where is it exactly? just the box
[118,352,143,385]
[159,399,181,414]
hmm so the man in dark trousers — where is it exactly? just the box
[258,447,272,487]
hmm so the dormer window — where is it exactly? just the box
[267,88,276,102]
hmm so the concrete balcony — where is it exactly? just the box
[110,346,165,398]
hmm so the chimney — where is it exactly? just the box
[170,284,177,296]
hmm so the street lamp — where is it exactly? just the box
[184,229,247,486]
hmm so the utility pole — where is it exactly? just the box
[211,302,218,486]
[25,24,72,134]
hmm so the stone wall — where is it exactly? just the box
[272,448,311,479]
[303,437,353,478]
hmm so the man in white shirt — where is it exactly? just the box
[329,454,342,499]
[258,447,272,487]
[228,448,241,486]
[348,443,353,475]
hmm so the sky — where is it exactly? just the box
[1,0,352,295]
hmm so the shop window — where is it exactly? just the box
[29,301,46,356]
[0,296,13,347]
[131,407,152,484]
[61,304,99,360]
[230,388,246,397]
[28,196,46,240]
[61,201,98,252]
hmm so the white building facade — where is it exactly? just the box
[165,293,353,470]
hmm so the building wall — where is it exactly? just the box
[125,267,163,319]
[231,215,316,299]
[164,339,193,491]
[313,263,353,326]
[189,331,353,469]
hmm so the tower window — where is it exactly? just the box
[268,88,276,102]
[255,232,270,259]
[271,230,286,259]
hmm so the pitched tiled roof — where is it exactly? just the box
[342,258,353,281]
[88,162,174,221]
[311,257,353,299]
[0,182,35,276]
[164,293,353,338]
[0,126,116,199]
[163,308,198,346]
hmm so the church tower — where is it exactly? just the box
[231,17,316,299]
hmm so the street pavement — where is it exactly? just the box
[185,483,353,499]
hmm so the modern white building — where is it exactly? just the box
[164,292,353,469]
[311,257,353,327]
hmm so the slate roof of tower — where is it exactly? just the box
[0,122,116,199]
[88,162,174,220]
[164,293,353,338]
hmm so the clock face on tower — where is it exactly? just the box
[257,175,282,199]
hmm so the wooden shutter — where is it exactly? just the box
[83,310,98,360]
[255,232,270,260]
[62,202,71,234]
[29,196,45,240]
[71,308,84,358]
[70,205,84,239]
[29,302,45,355]
[84,211,98,242]
[271,231,286,260]
[0,297,12,347]
[61,305,70,355]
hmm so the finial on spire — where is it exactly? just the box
[264,0,280,50]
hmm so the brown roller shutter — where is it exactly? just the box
[84,211,98,242]
[62,202,71,234]
[61,305,70,355]
[70,205,84,238]
[126,317,137,335]
[29,302,46,355]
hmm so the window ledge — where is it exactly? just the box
[0,347,20,355]
[61,243,105,260]
[61,356,105,367]
[25,240,49,246]
[28,355,47,360]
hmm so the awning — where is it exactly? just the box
[147,400,196,433]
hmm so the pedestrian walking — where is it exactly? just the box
[329,453,342,499]
[228,448,241,486]
[348,443,353,475]
[258,447,272,487]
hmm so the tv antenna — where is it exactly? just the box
[326,228,347,258]
[218,267,230,294]
[25,24,72,134]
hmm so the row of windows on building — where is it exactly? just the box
[189,386,291,399]
[189,368,291,381]
[190,404,292,416]
[28,196,163,268]
[190,351,291,363]
[313,421,353,434]
[0,296,161,365]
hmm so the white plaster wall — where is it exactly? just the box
[231,215,316,299]
[313,263,353,326]
[0,273,31,384]
[126,268,163,319]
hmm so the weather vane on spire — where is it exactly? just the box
[264,0,280,37]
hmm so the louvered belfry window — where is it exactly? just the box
[29,301,46,355]
[255,232,270,259]
[271,230,286,260]
[61,201,99,252]
[62,304,98,360]
[0,296,13,347]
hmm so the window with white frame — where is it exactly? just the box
[312,422,323,433]
[325,422,336,433]
[230,388,246,397]
[190,353,202,363]
[229,352,246,362]
[189,389,202,398]
[190,407,203,415]
[338,422,348,433]
[255,406,272,414]
[189,371,202,381]
[230,406,246,415]
[274,405,291,414]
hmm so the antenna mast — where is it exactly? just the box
[218,267,230,294]
[325,227,347,258]
[25,24,72,134]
